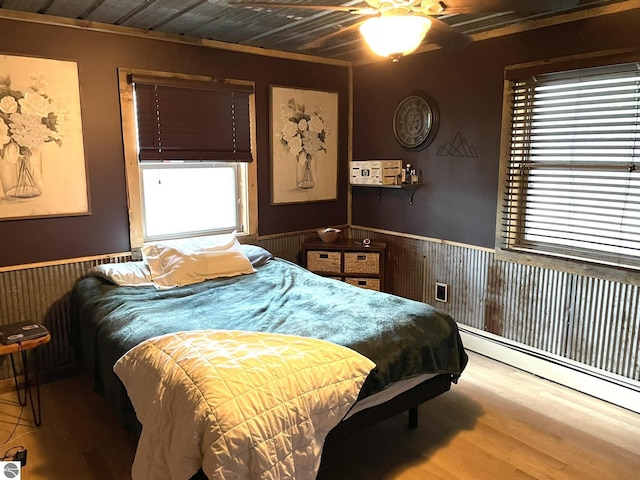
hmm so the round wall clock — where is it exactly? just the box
[393,94,440,151]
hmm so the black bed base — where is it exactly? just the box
[189,373,452,480]
[323,373,452,447]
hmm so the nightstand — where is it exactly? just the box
[302,238,387,291]
[0,328,51,427]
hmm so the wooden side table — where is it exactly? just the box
[0,332,51,427]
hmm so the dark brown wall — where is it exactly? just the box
[0,19,350,267]
[351,9,640,249]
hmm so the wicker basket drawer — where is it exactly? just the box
[344,252,380,274]
[345,277,381,291]
[307,251,341,273]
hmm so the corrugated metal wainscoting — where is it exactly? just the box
[352,227,640,384]
[3,230,638,387]
[0,255,132,381]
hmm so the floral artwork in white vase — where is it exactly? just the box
[0,54,88,220]
[270,86,337,205]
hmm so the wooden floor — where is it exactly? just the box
[1,351,639,479]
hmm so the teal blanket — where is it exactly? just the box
[71,258,467,429]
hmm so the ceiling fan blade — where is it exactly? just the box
[227,1,377,15]
[432,0,579,14]
[424,16,471,48]
[299,21,365,50]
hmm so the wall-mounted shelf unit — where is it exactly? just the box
[352,183,422,204]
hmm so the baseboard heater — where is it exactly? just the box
[458,324,640,414]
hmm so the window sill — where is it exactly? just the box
[495,246,640,287]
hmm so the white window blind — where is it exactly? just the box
[500,62,640,270]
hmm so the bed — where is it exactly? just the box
[70,238,467,480]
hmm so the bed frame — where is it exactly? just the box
[325,373,452,442]
[188,373,452,480]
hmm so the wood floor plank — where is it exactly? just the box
[1,350,638,479]
[0,375,136,480]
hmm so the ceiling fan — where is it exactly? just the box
[228,0,580,61]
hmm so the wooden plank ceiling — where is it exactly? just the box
[0,0,634,63]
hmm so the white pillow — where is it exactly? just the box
[90,262,153,286]
[141,233,256,289]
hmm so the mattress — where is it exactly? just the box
[343,372,438,420]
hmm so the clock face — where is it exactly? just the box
[393,95,439,150]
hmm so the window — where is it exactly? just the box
[118,70,257,247]
[497,60,640,276]
[140,162,241,240]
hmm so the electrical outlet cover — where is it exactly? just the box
[435,282,448,302]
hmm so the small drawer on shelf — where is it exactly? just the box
[307,251,341,273]
[345,277,381,291]
[344,252,380,274]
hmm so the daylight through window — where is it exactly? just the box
[140,163,239,240]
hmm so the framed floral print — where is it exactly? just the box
[0,54,89,220]
[270,86,338,205]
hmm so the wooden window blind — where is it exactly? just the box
[131,74,253,162]
[500,61,640,270]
